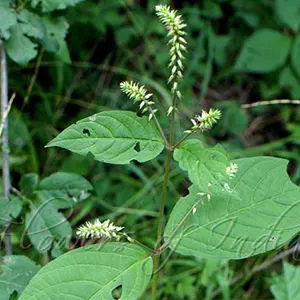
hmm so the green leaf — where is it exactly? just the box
[47,111,165,165]
[0,1,17,40]
[19,243,153,300]
[0,197,22,227]
[40,16,69,53]
[291,35,300,79]
[271,262,300,300]
[36,172,93,209]
[25,201,71,253]
[5,24,38,65]
[234,29,291,73]
[174,139,231,194]
[279,67,300,98]
[20,173,39,198]
[31,0,86,12]
[165,157,300,259]
[275,0,300,32]
[0,255,40,299]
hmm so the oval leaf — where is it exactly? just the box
[165,157,300,259]
[234,29,291,73]
[174,139,231,194]
[19,243,153,300]
[46,111,164,165]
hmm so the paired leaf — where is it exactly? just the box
[271,262,300,300]
[0,255,40,299]
[165,157,300,259]
[174,139,231,194]
[47,111,165,165]
[234,29,291,73]
[20,243,153,300]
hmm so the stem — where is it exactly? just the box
[151,150,172,299]
[151,94,177,299]
[173,131,193,150]
[1,46,12,255]
[148,106,170,149]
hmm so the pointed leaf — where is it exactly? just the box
[47,111,165,165]
[20,243,153,300]
[165,157,300,259]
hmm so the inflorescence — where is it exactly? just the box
[156,5,187,115]
[185,109,221,133]
[226,163,238,178]
[76,219,124,240]
[120,81,157,120]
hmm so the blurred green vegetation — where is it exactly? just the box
[3,0,300,299]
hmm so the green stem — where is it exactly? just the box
[172,131,193,150]
[151,94,177,299]
[151,150,172,299]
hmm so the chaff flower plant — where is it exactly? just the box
[23,4,300,300]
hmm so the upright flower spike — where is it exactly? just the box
[120,81,157,120]
[185,109,221,133]
[155,5,187,102]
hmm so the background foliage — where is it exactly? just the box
[1,0,300,299]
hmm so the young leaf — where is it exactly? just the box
[31,0,86,12]
[165,157,300,259]
[0,255,40,299]
[46,111,165,165]
[270,262,300,300]
[19,243,153,300]
[174,139,231,194]
[36,172,93,209]
[234,29,291,73]
[25,201,71,253]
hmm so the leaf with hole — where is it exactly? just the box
[165,157,300,259]
[46,111,165,165]
[19,243,153,300]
